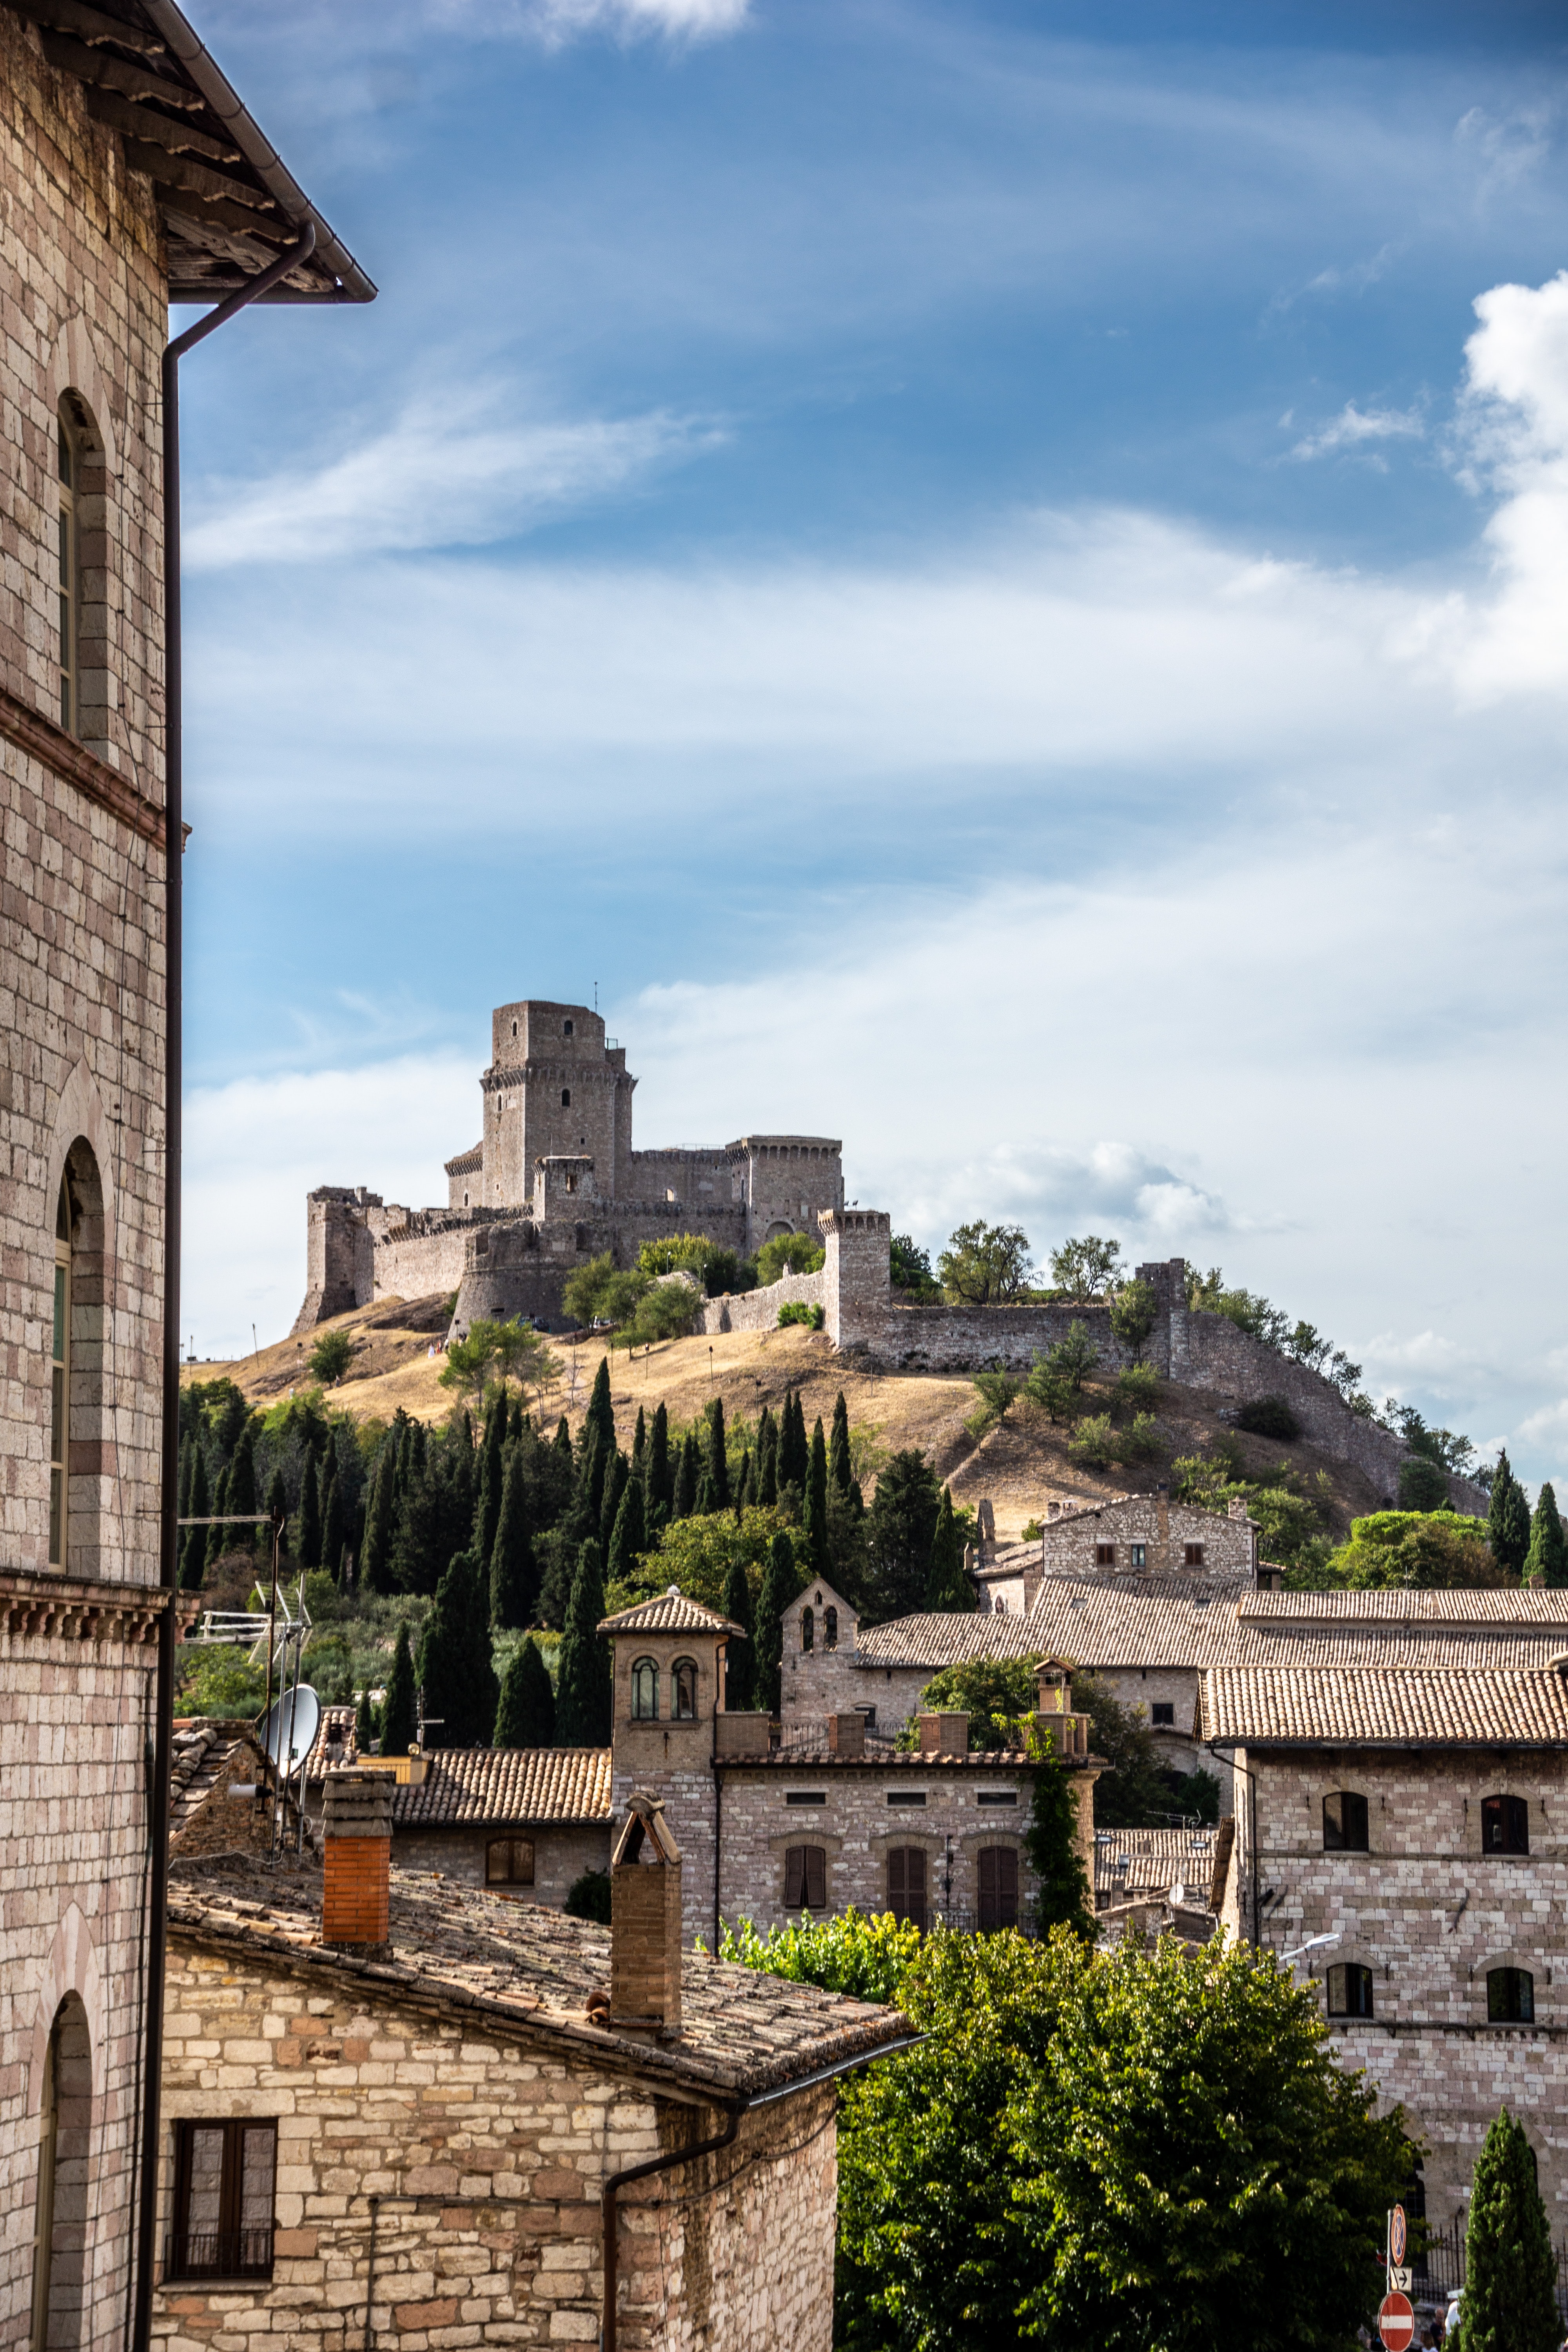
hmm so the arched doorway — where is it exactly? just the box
[31,1994,91,2352]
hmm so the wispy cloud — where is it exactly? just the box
[184,390,719,568]
[1287,400,1425,463]
[424,0,748,43]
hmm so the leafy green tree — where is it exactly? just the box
[865,1448,942,1622]
[711,1907,920,2002]
[296,1454,321,1569]
[180,1446,210,1589]
[1024,1737,1095,1937]
[754,1530,799,1717]
[354,1684,378,1755]
[177,1437,194,1522]
[418,1552,498,1748]
[630,1405,646,1480]
[1049,1234,1124,1299]
[440,1317,557,1410]
[606,1472,647,1586]
[1321,1509,1504,1592]
[1047,1321,1098,1390]
[1524,1481,1568,1587]
[621,1279,701,1347]
[757,1408,779,1508]
[495,1635,556,1748]
[706,1394,731,1512]
[1460,2106,1559,2352]
[804,1417,829,1572]
[755,1230,825,1285]
[562,1251,648,1329]
[733,1448,754,1512]
[825,1482,870,1607]
[888,1233,940,1298]
[1074,1672,1172,1828]
[1107,1275,1157,1359]
[308,1327,355,1383]
[723,1555,755,1709]
[564,1869,612,1923]
[918,1653,1041,1747]
[380,1622,417,1756]
[924,1487,973,1611]
[647,1401,673,1520]
[359,1454,397,1594]
[1397,1453,1450,1512]
[266,1467,288,1554]
[1489,1451,1532,1580]
[938,1219,1034,1304]
[555,1538,612,1744]
[618,1506,805,1617]
[490,1445,537,1629]
[967,1367,1021,1437]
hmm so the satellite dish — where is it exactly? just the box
[261,1686,321,1776]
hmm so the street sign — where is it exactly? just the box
[1389,2203,1406,2267]
[1377,2292,1414,2351]
[1387,2267,1412,2291]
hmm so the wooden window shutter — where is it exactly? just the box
[785,1847,804,1907]
[804,1846,826,1910]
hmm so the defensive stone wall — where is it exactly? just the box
[697,1266,828,1336]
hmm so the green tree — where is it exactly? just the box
[440,1317,557,1410]
[495,1634,557,1747]
[1107,1275,1157,1359]
[630,1405,646,1481]
[599,1448,629,1549]
[296,1454,321,1569]
[1459,2106,1558,2352]
[490,1445,537,1629]
[1024,1738,1095,1937]
[757,1408,779,1508]
[565,1869,613,1923]
[621,1279,702,1347]
[308,1327,355,1383]
[1524,1481,1568,1588]
[320,1458,345,1579]
[1049,1234,1124,1299]
[555,1538,612,1744]
[620,1506,806,1616]
[380,1622,417,1756]
[828,1392,853,1497]
[266,1468,288,1554]
[888,1233,940,1298]
[474,1394,508,1563]
[865,1448,942,1622]
[924,1487,973,1611]
[585,1356,616,1452]
[723,1555,755,1709]
[563,1251,649,1330]
[918,1653,1040,1748]
[1397,1453,1450,1512]
[226,1423,258,1548]
[359,1454,397,1594]
[672,1430,699,1520]
[938,1219,1034,1304]
[1322,1509,1503,1592]
[606,1472,648,1586]
[754,1530,799,1717]
[354,1684,377,1755]
[418,1552,498,1749]
[647,1401,673,1520]
[180,1446,210,1590]
[1074,1672,1172,1828]
[755,1230,825,1285]
[177,1436,194,1522]
[204,1465,230,1572]
[706,1395,731,1512]
[804,1416,829,1572]
[1488,1449,1531,1578]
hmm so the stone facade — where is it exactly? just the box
[391,1821,611,1901]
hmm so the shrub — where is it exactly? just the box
[1235,1394,1302,1442]
[622,1278,701,1346]
[756,1230,826,1285]
[1107,1275,1157,1358]
[307,1328,355,1383]
[1116,1411,1164,1462]
[1397,1454,1450,1513]
[967,1366,1021,1437]
[889,1233,941,1299]
[1111,1362,1160,1418]
[777,1300,825,1330]
[176,1644,267,1718]
[707,1909,918,2003]
[1327,1509,1501,1590]
[1068,1412,1116,1468]
[564,1869,612,1924]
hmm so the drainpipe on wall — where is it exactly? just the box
[132,223,317,2352]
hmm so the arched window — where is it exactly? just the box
[671,1658,697,1720]
[561,1089,571,1108]
[784,1845,826,1911]
[54,394,106,748]
[1322,1791,1369,1852]
[57,412,77,734]
[630,1658,659,1720]
[486,1838,535,1887]
[1325,1963,1374,2018]
[31,1996,92,2342]
[824,1606,838,1650]
[977,1846,1018,1932]
[49,1177,70,1568]
[1487,1967,1534,2023]
[887,1846,927,1932]
[49,1145,105,1577]
[1482,1794,1529,1855]
[800,1606,814,1653]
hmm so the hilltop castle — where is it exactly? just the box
[292,998,844,1334]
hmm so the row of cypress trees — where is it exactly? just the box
[176,1385,364,1593]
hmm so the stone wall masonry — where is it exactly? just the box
[391,1822,612,1903]
[153,1939,839,2352]
[697,1267,827,1337]
[1042,1497,1255,1581]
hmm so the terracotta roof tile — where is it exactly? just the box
[1094,1825,1220,1900]
[599,1591,744,1637]
[393,1747,612,1827]
[1237,1588,1568,1624]
[1200,1664,1568,1746]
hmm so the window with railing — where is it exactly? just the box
[166,2120,276,2281]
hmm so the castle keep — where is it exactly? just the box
[293,998,843,1334]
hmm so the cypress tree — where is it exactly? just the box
[361,1455,397,1594]
[355,1683,378,1756]
[266,1468,288,1555]
[648,1402,673,1519]
[296,1454,322,1569]
[706,1396,731,1511]
[177,1437,194,1522]
[630,1406,646,1483]
[490,1445,538,1629]
[599,1449,629,1549]
[829,1390,852,1499]
[321,1461,345,1581]
[585,1356,615,1453]
[779,1390,809,1494]
[508,1391,524,1445]
[1460,2106,1558,2352]
[1489,1450,1531,1579]
[418,1551,499,1748]
[804,1417,829,1571]
[227,1424,258,1547]
[495,1635,556,1747]
[925,1487,974,1610]
[204,1465,230,1571]
[606,1474,647,1586]
[554,1414,574,1472]
[672,1432,698,1521]
[380,1621,417,1756]
[181,1447,210,1589]
[754,1531,798,1718]
[723,1556,754,1710]
[734,1450,753,1514]
[555,1539,612,1744]
[1024,1743,1094,1938]
[758,1410,778,1509]
[1524,1481,1568,1588]
[474,1393,507,1564]
[578,1422,609,1532]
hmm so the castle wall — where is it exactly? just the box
[697,1267,827,1336]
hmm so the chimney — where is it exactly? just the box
[1156,1480,1170,1571]
[610,1792,682,2036]
[1034,1660,1088,1760]
[828,1711,866,1758]
[916,1711,969,1757]
[322,1768,394,1951]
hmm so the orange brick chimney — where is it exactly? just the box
[322,1769,393,1950]
[609,1792,682,2036]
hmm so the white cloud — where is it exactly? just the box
[424,0,747,42]
[1288,400,1425,463]
[1450,269,1568,697]
[184,390,717,568]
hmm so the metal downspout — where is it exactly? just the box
[131,223,316,2352]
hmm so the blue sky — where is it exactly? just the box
[176,0,1568,1490]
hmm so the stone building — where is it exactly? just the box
[0,8,368,2346]
[292,998,844,1332]
[153,1774,911,2352]
[387,1744,613,1898]
[1203,1661,1568,2235]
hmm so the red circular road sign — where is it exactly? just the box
[1378,2292,1415,2351]
[1390,2203,1407,2266]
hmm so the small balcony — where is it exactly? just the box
[163,2229,275,2282]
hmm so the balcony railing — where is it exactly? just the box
[163,2229,274,2281]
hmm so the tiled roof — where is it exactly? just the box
[167,1860,912,2100]
[1232,1625,1568,1672]
[743,1747,1035,1769]
[1237,1587,1568,1624]
[444,1141,484,1174]
[1200,1665,1568,1747]
[171,1720,264,1835]
[855,1612,1047,1670]
[1094,1826,1220,1900]
[599,1591,744,1637]
[306,1704,358,1779]
[393,1747,612,1827]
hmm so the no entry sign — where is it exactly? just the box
[1377,2291,1415,2350]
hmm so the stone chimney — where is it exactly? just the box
[610,1792,682,2036]
[1034,1659,1089,1760]
[916,1711,969,1757]
[828,1711,866,1758]
[322,1769,394,1951]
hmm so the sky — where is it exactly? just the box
[174,0,1568,1490]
